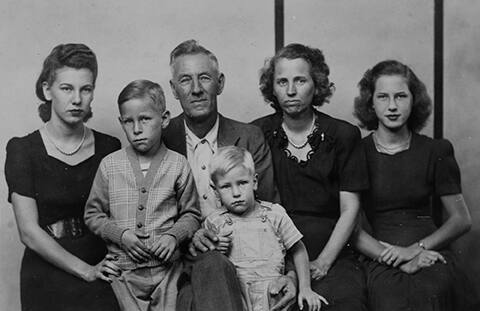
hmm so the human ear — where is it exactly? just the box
[169,80,179,99]
[161,110,171,129]
[323,82,336,104]
[216,73,225,95]
[42,81,52,101]
[253,173,258,191]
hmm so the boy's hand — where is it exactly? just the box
[269,275,297,311]
[298,288,328,311]
[120,230,151,263]
[150,234,177,262]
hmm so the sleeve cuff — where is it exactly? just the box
[102,223,129,245]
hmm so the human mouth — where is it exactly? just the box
[386,114,400,121]
[68,109,84,115]
[231,200,245,207]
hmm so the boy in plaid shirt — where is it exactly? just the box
[84,79,200,311]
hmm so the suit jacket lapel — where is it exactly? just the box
[217,114,240,147]
[163,113,187,156]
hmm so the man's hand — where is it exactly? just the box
[120,230,151,263]
[188,228,219,256]
[215,231,232,254]
[269,275,297,311]
[150,234,177,262]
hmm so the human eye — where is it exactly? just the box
[276,78,287,87]
[395,92,409,99]
[60,85,73,92]
[179,76,191,85]
[121,118,133,125]
[81,86,94,94]
[295,77,307,85]
[199,74,212,82]
[140,116,152,124]
[376,93,388,100]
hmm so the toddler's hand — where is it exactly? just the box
[120,230,151,263]
[150,234,177,262]
[298,288,328,311]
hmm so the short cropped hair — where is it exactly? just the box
[209,146,255,185]
[169,39,219,72]
[35,43,98,122]
[354,60,432,132]
[117,79,166,113]
[260,43,333,112]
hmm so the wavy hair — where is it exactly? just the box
[259,43,333,112]
[35,43,98,122]
[353,60,432,132]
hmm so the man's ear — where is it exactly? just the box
[169,80,179,99]
[42,81,52,101]
[217,73,225,95]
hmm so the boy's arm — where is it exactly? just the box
[289,241,311,292]
[84,161,128,246]
[164,161,201,244]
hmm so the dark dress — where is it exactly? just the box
[359,133,467,311]
[5,130,121,311]
[252,111,368,311]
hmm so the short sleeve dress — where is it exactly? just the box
[5,130,121,311]
[359,132,469,311]
[252,111,369,311]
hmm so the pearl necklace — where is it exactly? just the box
[282,116,316,150]
[45,125,86,156]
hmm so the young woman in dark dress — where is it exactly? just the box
[352,60,472,311]
[4,43,121,311]
[252,43,368,311]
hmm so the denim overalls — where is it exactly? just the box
[219,202,288,311]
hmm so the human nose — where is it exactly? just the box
[133,121,143,135]
[191,77,203,96]
[387,96,398,111]
[231,185,241,197]
[72,90,82,105]
[286,82,296,96]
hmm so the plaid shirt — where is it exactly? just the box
[84,144,200,270]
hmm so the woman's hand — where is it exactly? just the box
[297,288,329,311]
[120,230,151,263]
[399,250,447,274]
[309,258,331,281]
[378,241,421,267]
[84,254,121,283]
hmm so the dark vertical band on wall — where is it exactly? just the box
[275,0,284,52]
[434,0,444,139]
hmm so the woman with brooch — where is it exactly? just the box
[252,43,368,311]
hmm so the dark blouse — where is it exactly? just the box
[5,130,121,227]
[252,111,368,219]
[359,133,462,245]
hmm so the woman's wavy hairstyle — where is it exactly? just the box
[35,43,98,122]
[353,60,432,132]
[259,43,333,112]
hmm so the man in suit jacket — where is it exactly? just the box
[164,40,296,311]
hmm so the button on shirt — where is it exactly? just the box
[185,118,220,218]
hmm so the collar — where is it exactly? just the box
[184,115,219,148]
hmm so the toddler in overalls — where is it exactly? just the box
[206,146,328,311]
